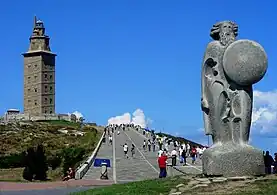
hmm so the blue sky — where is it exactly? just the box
[1,1,277,153]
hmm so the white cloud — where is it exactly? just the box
[252,90,277,134]
[193,90,277,143]
[132,109,147,127]
[107,108,151,128]
[107,113,131,125]
[72,111,83,120]
[197,128,204,132]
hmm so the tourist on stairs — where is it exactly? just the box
[158,151,168,178]
[131,144,135,158]
[123,143,129,159]
[171,148,177,166]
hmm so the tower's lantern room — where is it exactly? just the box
[32,16,46,37]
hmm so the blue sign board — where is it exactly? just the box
[94,158,111,167]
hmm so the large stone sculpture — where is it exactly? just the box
[201,21,268,177]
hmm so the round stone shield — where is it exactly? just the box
[223,39,268,86]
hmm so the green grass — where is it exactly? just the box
[72,176,187,195]
[0,167,63,182]
[230,179,277,195]
[0,122,102,181]
[39,120,81,129]
[191,178,277,195]
[71,176,277,195]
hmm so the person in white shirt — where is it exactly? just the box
[147,139,151,152]
[179,147,183,156]
[179,146,184,163]
[186,143,191,156]
[199,147,204,159]
[171,148,178,166]
[165,142,169,152]
[196,146,200,158]
[143,140,146,151]
[123,143,128,159]
[182,143,186,152]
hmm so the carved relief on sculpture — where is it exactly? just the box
[201,21,267,144]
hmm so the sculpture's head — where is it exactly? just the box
[210,21,238,46]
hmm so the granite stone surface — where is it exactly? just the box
[202,143,265,177]
[223,39,268,86]
[201,21,267,176]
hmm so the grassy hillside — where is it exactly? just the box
[156,132,205,147]
[0,120,102,181]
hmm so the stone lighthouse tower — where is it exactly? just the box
[23,16,56,115]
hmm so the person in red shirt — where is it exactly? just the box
[158,150,168,178]
[191,146,197,164]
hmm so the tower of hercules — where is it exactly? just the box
[23,16,56,115]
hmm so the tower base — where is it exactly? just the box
[202,142,265,177]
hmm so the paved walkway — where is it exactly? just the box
[82,127,202,182]
[115,129,159,183]
[0,179,112,194]
[82,134,114,180]
[131,128,202,175]
[1,186,92,195]
[0,127,202,194]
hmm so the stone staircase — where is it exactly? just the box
[82,134,114,180]
[82,127,202,182]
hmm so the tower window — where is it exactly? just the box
[34,88,37,92]
[34,64,37,68]
[28,88,31,92]
[50,75,53,79]
[28,99,31,103]
[45,110,47,114]
[34,100,37,105]
[50,110,53,114]
[50,86,53,91]
[34,75,37,80]
[44,74,47,78]
[50,98,53,104]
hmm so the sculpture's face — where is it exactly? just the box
[219,22,236,46]
[220,23,234,35]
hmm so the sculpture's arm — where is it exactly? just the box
[201,97,209,110]
[201,45,218,111]
[201,42,221,136]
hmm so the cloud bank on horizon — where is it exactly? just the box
[252,90,277,135]
[106,90,277,138]
[107,109,152,128]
